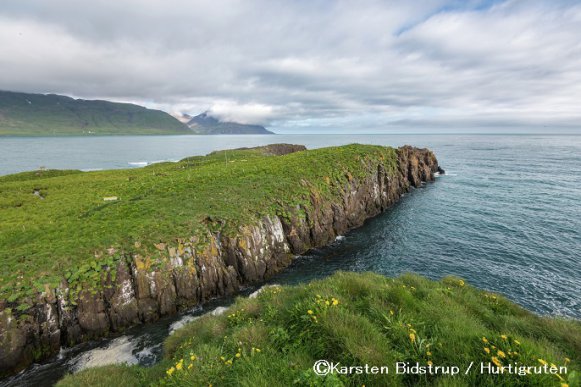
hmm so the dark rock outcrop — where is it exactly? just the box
[208,143,306,156]
[0,146,440,376]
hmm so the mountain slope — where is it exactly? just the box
[187,112,274,134]
[0,90,190,136]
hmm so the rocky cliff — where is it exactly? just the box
[0,145,440,376]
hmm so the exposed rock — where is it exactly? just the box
[0,145,440,376]
[208,143,306,156]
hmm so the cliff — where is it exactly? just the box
[58,272,580,387]
[0,144,439,376]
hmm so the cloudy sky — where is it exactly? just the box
[1,0,580,133]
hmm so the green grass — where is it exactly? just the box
[0,90,190,136]
[0,144,398,306]
[56,272,581,386]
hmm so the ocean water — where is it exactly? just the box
[1,134,580,386]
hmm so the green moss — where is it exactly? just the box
[0,144,397,304]
[57,272,581,386]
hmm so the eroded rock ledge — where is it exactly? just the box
[0,145,439,375]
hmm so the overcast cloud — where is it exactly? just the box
[1,0,580,132]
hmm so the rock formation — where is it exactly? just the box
[0,145,440,376]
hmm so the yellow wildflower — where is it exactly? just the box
[538,359,548,366]
[188,364,193,370]
[332,298,339,306]
[220,356,225,361]
[389,310,394,315]
[255,348,261,353]
[427,361,433,366]
[325,300,330,306]
[484,347,490,354]
[514,339,521,345]
[409,333,416,343]
[565,358,570,364]
[176,362,183,371]
[426,351,432,356]
[191,355,197,361]
[307,310,313,315]
[458,280,465,287]
[497,350,506,358]
[166,367,175,376]
[501,335,507,340]
[561,384,569,387]
[482,337,488,343]
[491,357,502,367]
[235,353,241,358]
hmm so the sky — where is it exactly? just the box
[1,0,580,133]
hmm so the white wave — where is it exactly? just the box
[70,336,138,372]
[169,305,229,335]
[335,235,346,241]
[135,343,162,362]
[128,161,148,167]
[169,314,200,335]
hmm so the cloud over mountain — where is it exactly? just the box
[1,0,580,132]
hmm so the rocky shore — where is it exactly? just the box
[0,145,440,376]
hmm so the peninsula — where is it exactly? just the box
[1,143,437,374]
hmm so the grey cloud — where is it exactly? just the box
[0,0,580,131]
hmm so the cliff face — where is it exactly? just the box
[0,146,439,376]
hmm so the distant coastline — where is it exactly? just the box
[0,90,273,136]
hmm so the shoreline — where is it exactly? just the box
[0,144,439,376]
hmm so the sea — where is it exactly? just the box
[1,133,580,386]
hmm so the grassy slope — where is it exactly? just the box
[0,91,190,136]
[0,145,397,306]
[57,272,581,387]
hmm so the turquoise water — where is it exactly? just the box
[1,134,579,317]
[272,135,581,319]
[1,134,580,386]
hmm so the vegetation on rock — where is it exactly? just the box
[0,144,397,308]
[57,272,581,386]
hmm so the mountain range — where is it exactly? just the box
[0,90,273,136]
[176,112,273,135]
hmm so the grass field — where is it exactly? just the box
[57,272,581,386]
[0,144,397,307]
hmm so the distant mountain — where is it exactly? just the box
[0,90,190,136]
[186,112,274,134]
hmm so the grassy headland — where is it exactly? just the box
[57,272,581,386]
[0,144,397,307]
